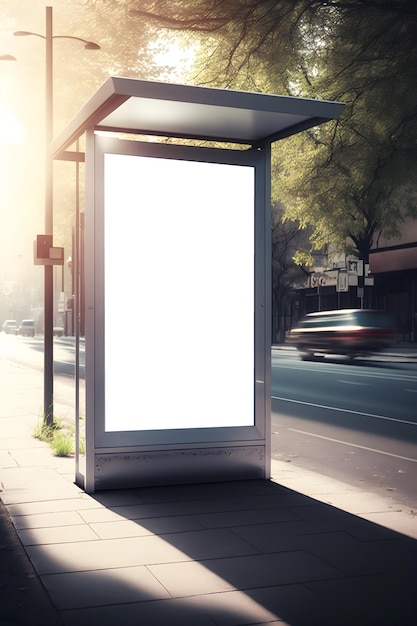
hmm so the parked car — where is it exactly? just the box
[2,320,17,334]
[18,319,35,337]
[288,309,396,360]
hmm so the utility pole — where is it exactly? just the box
[44,5,54,425]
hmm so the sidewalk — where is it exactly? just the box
[1,353,417,625]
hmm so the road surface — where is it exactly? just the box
[272,346,417,509]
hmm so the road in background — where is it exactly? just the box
[272,347,417,509]
[0,333,84,377]
[0,333,84,418]
[2,333,416,509]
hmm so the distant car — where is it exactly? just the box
[288,309,396,361]
[18,319,35,337]
[2,320,17,334]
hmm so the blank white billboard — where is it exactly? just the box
[103,153,255,432]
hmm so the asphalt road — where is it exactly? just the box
[272,347,417,510]
[0,332,84,378]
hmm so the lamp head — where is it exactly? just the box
[84,41,100,50]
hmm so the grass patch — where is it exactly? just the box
[51,431,74,456]
[33,416,75,457]
[33,417,63,443]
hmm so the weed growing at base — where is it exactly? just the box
[33,416,76,456]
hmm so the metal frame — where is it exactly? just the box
[82,135,270,491]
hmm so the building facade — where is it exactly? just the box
[289,218,417,343]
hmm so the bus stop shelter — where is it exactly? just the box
[51,77,343,492]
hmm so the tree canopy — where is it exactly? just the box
[131,0,417,264]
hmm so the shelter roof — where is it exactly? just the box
[51,76,344,159]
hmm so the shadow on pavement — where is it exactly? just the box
[0,498,62,625]
[4,480,417,625]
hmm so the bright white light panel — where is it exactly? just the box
[104,153,255,431]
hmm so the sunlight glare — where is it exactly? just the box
[149,33,198,81]
[0,105,24,145]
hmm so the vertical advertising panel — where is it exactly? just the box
[102,148,255,434]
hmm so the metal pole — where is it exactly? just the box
[75,140,81,481]
[44,5,54,426]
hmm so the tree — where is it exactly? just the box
[130,0,417,265]
[275,1,417,265]
[271,203,309,341]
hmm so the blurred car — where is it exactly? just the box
[2,320,17,334]
[18,319,35,337]
[288,309,396,360]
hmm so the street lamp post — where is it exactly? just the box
[14,5,100,426]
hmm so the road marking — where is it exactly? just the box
[271,395,417,427]
[288,428,417,463]
[405,388,417,393]
[337,379,367,385]
[272,360,417,383]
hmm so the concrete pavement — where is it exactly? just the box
[1,350,417,625]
